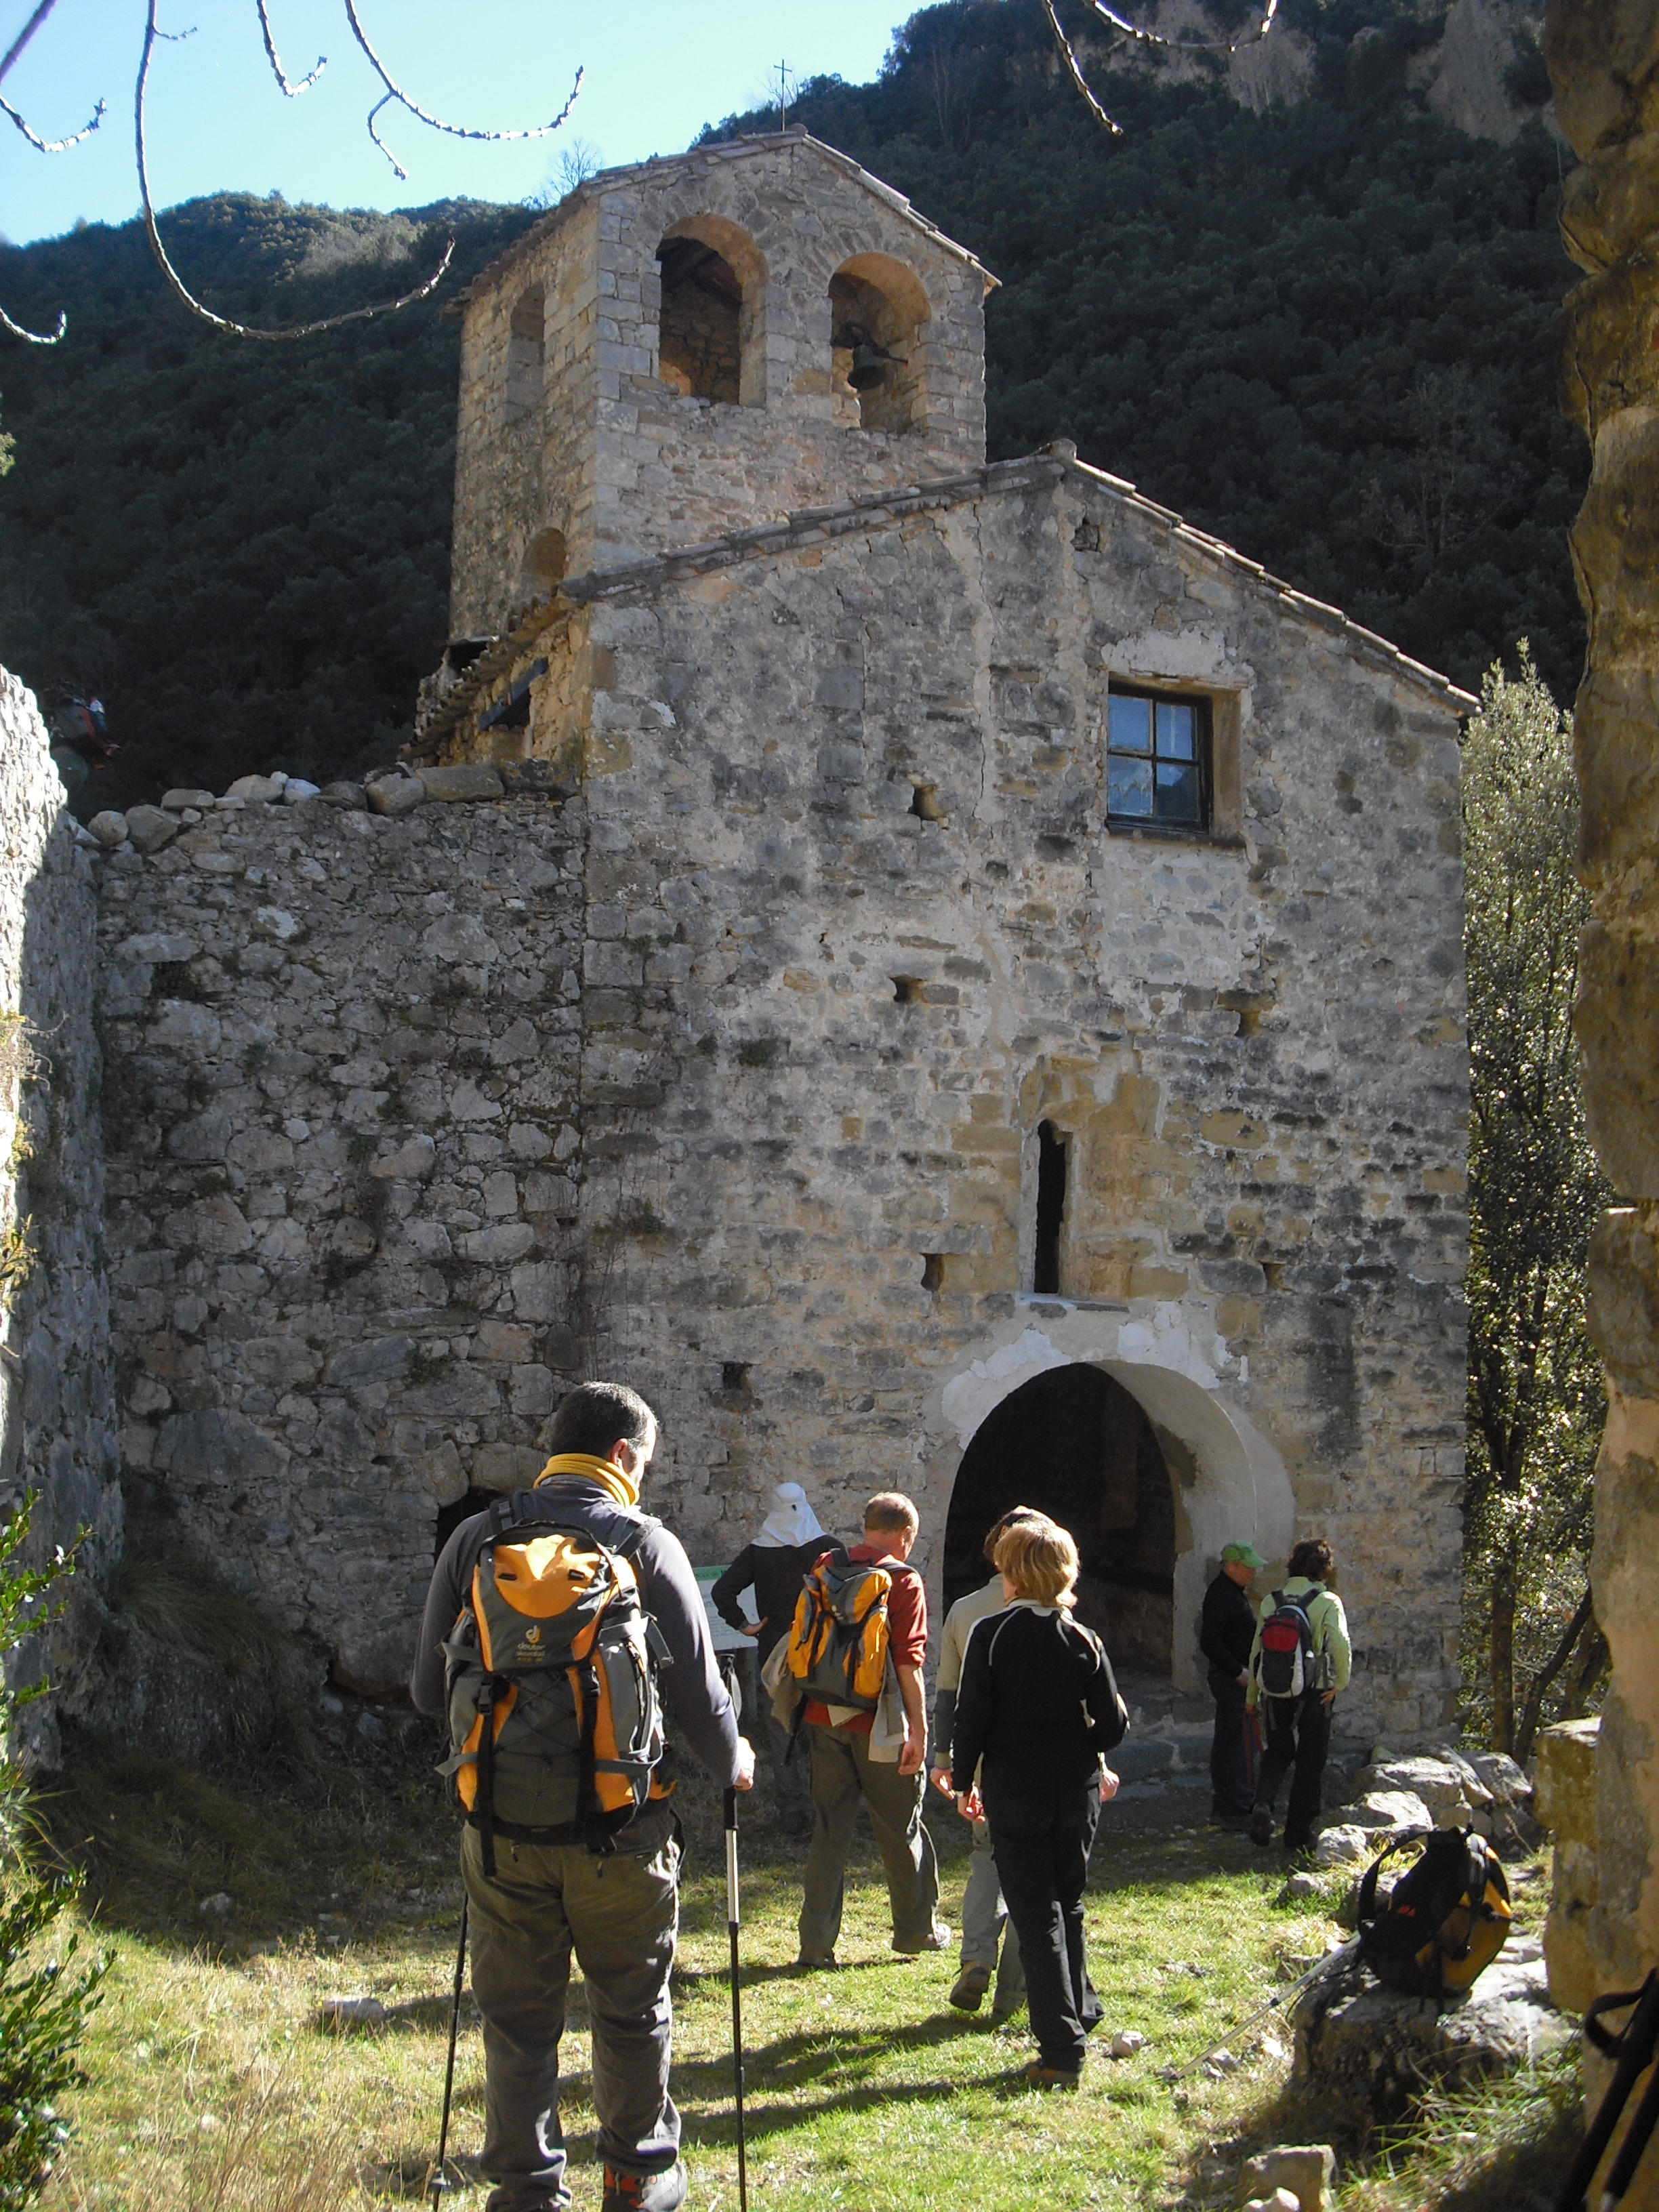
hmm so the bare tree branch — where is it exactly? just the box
[366,89,406,179]
[0,87,103,151]
[341,0,581,146]
[0,0,61,85]
[1084,0,1277,57]
[255,0,325,96]
[136,1,454,341]
[0,300,64,343]
[1045,0,1278,137]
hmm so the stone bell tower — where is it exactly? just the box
[447,130,996,637]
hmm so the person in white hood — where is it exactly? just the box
[711,1483,834,1837]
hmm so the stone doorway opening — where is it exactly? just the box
[942,1361,1175,1675]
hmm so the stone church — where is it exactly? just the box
[13,129,1471,1757]
[406,130,1473,1738]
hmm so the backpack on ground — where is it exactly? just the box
[441,1494,674,1872]
[783,1547,911,1716]
[1356,1826,1512,2000]
[1256,1587,1319,1699]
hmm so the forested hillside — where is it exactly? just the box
[0,0,1582,813]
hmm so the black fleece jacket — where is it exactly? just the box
[948,1603,1126,1795]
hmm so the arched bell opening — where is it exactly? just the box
[655,216,767,406]
[828,252,930,432]
[942,1362,1176,1676]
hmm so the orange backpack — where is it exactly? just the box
[783,1549,908,1713]
[442,1496,673,1870]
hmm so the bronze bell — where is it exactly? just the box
[848,340,888,391]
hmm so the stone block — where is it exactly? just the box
[1534,1717,1600,1844]
[1576,922,1659,1197]
[367,774,425,818]
[1294,1956,1570,2131]
[323,1335,414,1387]
[87,810,127,848]
[321,781,367,810]
[371,1134,437,1182]
[1347,1790,1435,1835]
[124,804,179,855]
[418,763,505,802]
[471,1443,548,1492]
[161,789,216,811]
[1355,1757,1481,1826]
[228,773,286,802]
[1236,2146,1334,2212]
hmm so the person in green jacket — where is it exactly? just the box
[1244,1537,1351,1851]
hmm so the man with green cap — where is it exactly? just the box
[1199,1542,1265,1827]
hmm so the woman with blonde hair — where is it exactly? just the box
[947,1513,1127,2086]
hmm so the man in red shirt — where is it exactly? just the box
[796,1492,947,1968]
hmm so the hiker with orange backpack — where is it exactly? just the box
[1245,1536,1351,1852]
[785,1492,948,1969]
[409,1381,756,2212]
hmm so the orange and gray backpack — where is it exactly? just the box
[442,1494,674,1870]
[783,1548,912,1717]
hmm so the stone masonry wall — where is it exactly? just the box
[94,777,586,1696]
[451,134,989,634]
[446,451,1472,1742]
[0,670,121,1760]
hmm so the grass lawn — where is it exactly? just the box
[28,1730,1576,2212]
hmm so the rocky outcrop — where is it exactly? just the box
[1543,4,1659,2203]
[1293,1952,1569,2133]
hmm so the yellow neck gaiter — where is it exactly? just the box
[535,1452,640,1510]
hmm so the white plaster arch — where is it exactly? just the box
[937,1309,1296,1691]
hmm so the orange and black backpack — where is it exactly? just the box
[441,1494,674,1870]
[783,1548,912,1717]
[1356,1826,1512,2000]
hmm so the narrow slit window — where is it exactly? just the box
[1107,688,1211,831]
[1033,1121,1067,1295]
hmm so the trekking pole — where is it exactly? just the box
[426,1898,470,2211]
[1554,1970,1659,2212]
[1165,1936,1360,2083]
[724,1786,750,2212]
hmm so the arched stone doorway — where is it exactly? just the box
[943,1363,1176,1673]
[938,1327,1296,1692]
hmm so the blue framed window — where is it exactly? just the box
[1106,688,1210,831]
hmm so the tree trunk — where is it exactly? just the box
[1490,1540,1518,1753]
[1513,1583,1595,1764]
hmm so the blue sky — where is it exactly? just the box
[1,1,913,246]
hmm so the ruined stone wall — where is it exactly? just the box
[450,135,989,634]
[0,670,121,1758]
[520,453,1469,1740]
[1543,7,1659,2198]
[94,780,586,1696]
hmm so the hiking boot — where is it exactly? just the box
[991,1996,1026,2022]
[1023,2060,1082,2089]
[602,2163,687,2212]
[1248,1805,1273,1847]
[794,1950,838,1971]
[893,1922,951,1954]
[949,1963,993,2011]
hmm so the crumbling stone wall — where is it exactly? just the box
[94,777,586,1694]
[0,670,120,1758]
[434,447,1472,1742]
[450,133,990,634]
[1544,6,1659,2200]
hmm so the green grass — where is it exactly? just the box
[28,1740,1575,2211]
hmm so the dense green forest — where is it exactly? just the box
[0,0,1582,813]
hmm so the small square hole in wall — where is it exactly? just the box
[721,1361,752,1393]
[893,975,926,1004]
[920,1254,945,1293]
[909,782,947,822]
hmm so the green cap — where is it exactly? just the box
[1223,1542,1266,1569]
